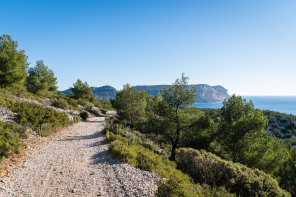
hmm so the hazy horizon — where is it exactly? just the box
[2,0,296,96]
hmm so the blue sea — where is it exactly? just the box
[193,96,296,116]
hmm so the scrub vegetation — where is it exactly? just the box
[109,74,295,196]
[0,34,112,160]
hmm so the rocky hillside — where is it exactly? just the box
[91,86,116,100]
[61,84,230,103]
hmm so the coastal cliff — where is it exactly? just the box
[136,84,230,103]
[61,84,229,103]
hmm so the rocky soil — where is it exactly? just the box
[0,107,17,122]
[0,112,158,197]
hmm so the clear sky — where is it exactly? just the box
[2,0,296,95]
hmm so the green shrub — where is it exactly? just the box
[72,115,82,123]
[100,108,107,114]
[0,121,21,158]
[107,132,234,197]
[176,148,290,197]
[37,123,56,137]
[79,112,89,120]
[85,105,100,116]
[51,98,69,110]
[53,93,79,110]
[77,99,93,107]
[105,116,118,129]
[2,121,27,139]
[0,96,70,136]
[11,102,70,130]
[94,99,113,110]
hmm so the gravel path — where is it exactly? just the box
[0,112,158,197]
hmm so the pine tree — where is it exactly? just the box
[70,79,95,101]
[0,34,28,88]
[111,84,147,125]
[156,74,196,160]
[26,60,58,96]
[217,95,268,162]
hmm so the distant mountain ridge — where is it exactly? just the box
[135,84,229,103]
[92,86,117,100]
[59,86,117,101]
[60,84,229,103]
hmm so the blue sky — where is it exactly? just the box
[2,0,296,95]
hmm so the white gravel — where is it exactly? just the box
[0,112,158,197]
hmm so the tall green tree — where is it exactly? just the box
[276,148,296,196]
[156,74,196,161]
[0,34,28,88]
[26,60,58,96]
[70,79,95,101]
[111,84,147,125]
[244,136,290,176]
[217,95,268,162]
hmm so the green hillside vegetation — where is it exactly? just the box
[199,108,296,147]
[263,110,296,145]
[1,34,295,196]
[110,74,295,196]
[0,34,112,160]
[176,148,290,196]
[104,121,235,197]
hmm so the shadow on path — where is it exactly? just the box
[90,149,122,165]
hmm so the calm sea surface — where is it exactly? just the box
[193,96,296,116]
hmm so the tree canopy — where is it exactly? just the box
[111,84,147,125]
[156,74,197,160]
[0,34,28,88]
[26,60,58,96]
[70,79,95,101]
[217,94,268,162]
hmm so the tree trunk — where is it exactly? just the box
[169,141,177,161]
[170,127,181,161]
[169,106,181,161]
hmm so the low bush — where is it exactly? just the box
[106,131,234,197]
[0,121,21,158]
[176,148,290,197]
[51,98,69,110]
[54,93,79,109]
[94,99,113,110]
[0,87,42,101]
[0,96,70,136]
[37,123,56,137]
[100,108,107,114]
[107,124,162,154]
[79,112,89,120]
[11,102,70,131]
[85,106,100,116]
[77,99,93,107]
[2,121,28,139]
[72,115,82,123]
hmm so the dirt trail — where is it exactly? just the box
[0,112,158,197]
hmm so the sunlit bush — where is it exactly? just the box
[0,121,21,158]
[176,148,290,197]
